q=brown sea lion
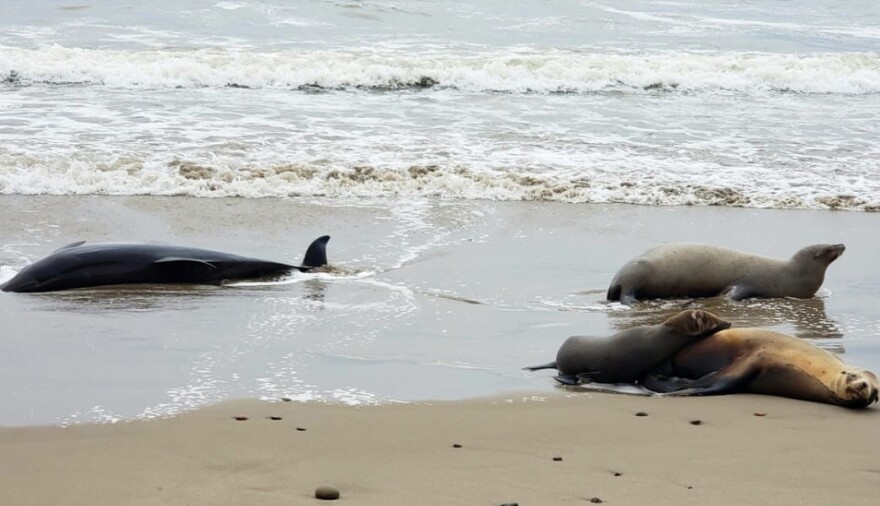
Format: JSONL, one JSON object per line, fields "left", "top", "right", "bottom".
{"left": 606, "top": 243, "right": 845, "bottom": 304}
{"left": 644, "top": 328, "right": 879, "bottom": 409}
{"left": 524, "top": 309, "right": 731, "bottom": 385}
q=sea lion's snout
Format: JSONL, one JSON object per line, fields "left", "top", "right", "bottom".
{"left": 829, "top": 244, "right": 846, "bottom": 261}
{"left": 842, "top": 371, "right": 879, "bottom": 408}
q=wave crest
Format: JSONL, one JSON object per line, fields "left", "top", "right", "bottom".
{"left": 2, "top": 46, "right": 879, "bottom": 94}
{"left": 1, "top": 157, "right": 878, "bottom": 211}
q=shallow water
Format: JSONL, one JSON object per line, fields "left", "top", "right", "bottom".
{"left": 1, "top": 195, "right": 878, "bottom": 426}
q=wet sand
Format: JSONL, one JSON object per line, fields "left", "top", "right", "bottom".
{"left": 1, "top": 393, "right": 878, "bottom": 506}
{"left": 1, "top": 195, "right": 879, "bottom": 425}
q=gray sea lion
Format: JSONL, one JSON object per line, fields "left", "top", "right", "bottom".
{"left": 607, "top": 243, "right": 845, "bottom": 304}
{"left": 1, "top": 235, "right": 330, "bottom": 293}
{"left": 644, "top": 328, "right": 879, "bottom": 409}
{"left": 524, "top": 309, "right": 731, "bottom": 385}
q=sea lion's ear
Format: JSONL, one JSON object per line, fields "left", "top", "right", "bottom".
{"left": 688, "top": 310, "right": 706, "bottom": 334}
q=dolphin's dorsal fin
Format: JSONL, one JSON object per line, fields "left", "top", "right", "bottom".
{"left": 154, "top": 258, "right": 217, "bottom": 269}
{"left": 300, "top": 235, "right": 330, "bottom": 269}
{"left": 54, "top": 241, "right": 86, "bottom": 252}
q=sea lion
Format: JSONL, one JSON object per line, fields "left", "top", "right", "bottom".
{"left": 1, "top": 235, "right": 330, "bottom": 293}
{"left": 644, "top": 328, "right": 879, "bottom": 409}
{"left": 524, "top": 309, "right": 731, "bottom": 385}
{"left": 607, "top": 243, "right": 845, "bottom": 304}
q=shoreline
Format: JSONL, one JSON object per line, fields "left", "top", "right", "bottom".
{"left": 2, "top": 195, "right": 880, "bottom": 426}
{"left": 3, "top": 392, "right": 878, "bottom": 506}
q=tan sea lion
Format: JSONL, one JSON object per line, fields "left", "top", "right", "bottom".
{"left": 524, "top": 309, "right": 731, "bottom": 385}
{"left": 644, "top": 328, "right": 879, "bottom": 409}
{"left": 606, "top": 243, "right": 845, "bottom": 304}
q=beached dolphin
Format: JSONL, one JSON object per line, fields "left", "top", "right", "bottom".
{"left": 0, "top": 235, "right": 330, "bottom": 293}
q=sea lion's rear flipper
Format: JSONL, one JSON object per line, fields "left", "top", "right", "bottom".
{"left": 523, "top": 361, "right": 557, "bottom": 371}
{"left": 295, "top": 235, "right": 330, "bottom": 271}
{"left": 553, "top": 374, "right": 580, "bottom": 385}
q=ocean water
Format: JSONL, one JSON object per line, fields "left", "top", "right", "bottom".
{"left": 1, "top": 1, "right": 879, "bottom": 425}
{"left": 2, "top": 0, "right": 879, "bottom": 208}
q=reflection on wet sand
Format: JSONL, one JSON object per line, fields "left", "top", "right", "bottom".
{"left": 26, "top": 281, "right": 332, "bottom": 313}
{"left": 303, "top": 279, "right": 326, "bottom": 305}
{"left": 33, "top": 285, "right": 219, "bottom": 312}
{"left": 606, "top": 296, "right": 843, "bottom": 341}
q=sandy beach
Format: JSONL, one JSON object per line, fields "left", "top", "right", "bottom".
{"left": 1, "top": 392, "right": 878, "bottom": 506}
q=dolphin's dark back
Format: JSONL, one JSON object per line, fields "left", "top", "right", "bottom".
{"left": 1, "top": 235, "right": 330, "bottom": 293}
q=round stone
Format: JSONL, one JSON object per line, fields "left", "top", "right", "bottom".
{"left": 315, "top": 486, "right": 340, "bottom": 500}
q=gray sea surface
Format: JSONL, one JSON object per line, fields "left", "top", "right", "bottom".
{"left": 2, "top": 1, "right": 879, "bottom": 208}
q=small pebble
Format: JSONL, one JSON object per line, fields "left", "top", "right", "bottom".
{"left": 452, "top": 443, "right": 462, "bottom": 448}
{"left": 500, "top": 503, "right": 519, "bottom": 506}
{"left": 281, "top": 397, "right": 292, "bottom": 402}
{"left": 612, "top": 472, "right": 622, "bottom": 477}
{"left": 589, "top": 497, "right": 604, "bottom": 503}
{"left": 690, "top": 419, "right": 702, "bottom": 425}
{"left": 754, "top": 412, "right": 767, "bottom": 417}
{"left": 315, "top": 486, "right": 340, "bottom": 500}
{"left": 635, "top": 411, "right": 648, "bottom": 417}
{"left": 296, "top": 427, "right": 307, "bottom": 431}
{"left": 268, "top": 416, "right": 282, "bottom": 421}
{"left": 233, "top": 416, "right": 248, "bottom": 421}
{"left": 553, "top": 456, "right": 563, "bottom": 462}
{"left": 687, "top": 486, "right": 693, "bottom": 490}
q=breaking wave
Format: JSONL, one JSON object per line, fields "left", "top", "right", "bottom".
{"left": 2, "top": 45, "right": 880, "bottom": 94}
{"left": 1, "top": 158, "right": 877, "bottom": 211}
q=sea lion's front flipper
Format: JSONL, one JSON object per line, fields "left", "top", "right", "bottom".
{"left": 660, "top": 360, "right": 757, "bottom": 397}
{"left": 641, "top": 373, "right": 702, "bottom": 393}
{"left": 619, "top": 292, "right": 637, "bottom": 306}
{"left": 723, "top": 284, "right": 753, "bottom": 302}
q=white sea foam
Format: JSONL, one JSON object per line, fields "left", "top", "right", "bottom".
{"left": 2, "top": 46, "right": 879, "bottom": 94}
{"left": 1, "top": 154, "right": 877, "bottom": 211}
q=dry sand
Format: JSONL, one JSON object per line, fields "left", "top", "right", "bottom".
{"left": 1, "top": 392, "right": 878, "bottom": 506}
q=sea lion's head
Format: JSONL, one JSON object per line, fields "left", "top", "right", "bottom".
{"left": 833, "top": 369, "right": 879, "bottom": 409}
{"left": 665, "top": 309, "right": 731, "bottom": 338}
{"left": 793, "top": 244, "right": 846, "bottom": 267}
